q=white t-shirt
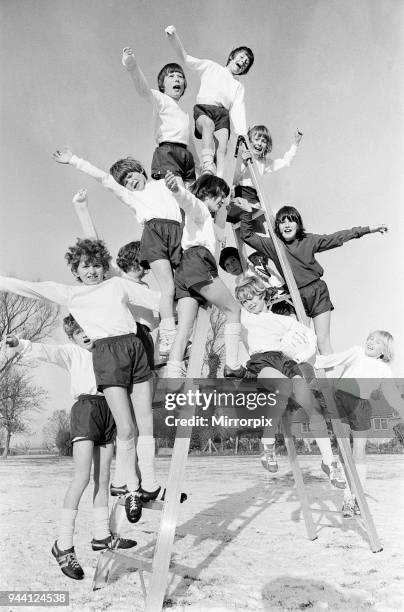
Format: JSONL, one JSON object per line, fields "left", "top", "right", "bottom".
{"left": 172, "top": 186, "right": 216, "bottom": 256}
{"left": 16, "top": 339, "right": 98, "bottom": 399}
{"left": 185, "top": 55, "right": 247, "bottom": 135}
{"left": 151, "top": 89, "right": 190, "bottom": 145}
{"left": 235, "top": 144, "right": 298, "bottom": 188}
{"left": 0, "top": 275, "right": 160, "bottom": 341}
{"left": 241, "top": 309, "right": 317, "bottom": 363}
{"left": 70, "top": 156, "right": 182, "bottom": 225}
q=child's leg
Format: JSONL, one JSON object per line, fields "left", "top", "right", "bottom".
{"left": 130, "top": 380, "right": 159, "bottom": 493}
{"left": 150, "top": 259, "right": 176, "bottom": 356}
{"left": 58, "top": 440, "right": 93, "bottom": 550}
{"left": 198, "top": 278, "right": 242, "bottom": 370}
{"left": 214, "top": 128, "right": 229, "bottom": 178}
{"left": 313, "top": 310, "right": 333, "bottom": 355}
{"left": 196, "top": 115, "right": 216, "bottom": 173}
{"left": 102, "top": 387, "right": 139, "bottom": 492}
{"left": 92, "top": 443, "right": 114, "bottom": 541}
{"left": 344, "top": 430, "right": 368, "bottom": 502}
{"left": 168, "top": 297, "right": 199, "bottom": 370}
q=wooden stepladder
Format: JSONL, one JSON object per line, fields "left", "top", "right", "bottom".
{"left": 229, "top": 135, "right": 382, "bottom": 553}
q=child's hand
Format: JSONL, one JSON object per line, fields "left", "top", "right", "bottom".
{"left": 233, "top": 197, "right": 252, "bottom": 213}
{"left": 5, "top": 335, "right": 19, "bottom": 348}
{"left": 370, "top": 224, "right": 388, "bottom": 234}
{"left": 53, "top": 146, "right": 73, "bottom": 164}
{"left": 165, "top": 170, "right": 180, "bottom": 193}
{"left": 73, "top": 188, "right": 88, "bottom": 205}
{"left": 122, "top": 47, "right": 136, "bottom": 70}
{"left": 242, "top": 149, "right": 253, "bottom": 163}
{"left": 165, "top": 25, "right": 176, "bottom": 37}
{"left": 295, "top": 130, "right": 303, "bottom": 145}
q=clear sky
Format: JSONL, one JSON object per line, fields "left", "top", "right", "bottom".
{"left": 0, "top": 0, "right": 403, "bottom": 442}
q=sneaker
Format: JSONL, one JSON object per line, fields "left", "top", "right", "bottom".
{"left": 321, "top": 461, "right": 346, "bottom": 489}
{"left": 91, "top": 534, "right": 137, "bottom": 551}
{"left": 223, "top": 364, "right": 246, "bottom": 379}
{"left": 51, "top": 541, "right": 84, "bottom": 580}
{"left": 110, "top": 483, "right": 128, "bottom": 497}
{"left": 125, "top": 490, "right": 142, "bottom": 523}
{"left": 260, "top": 444, "right": 278, "bottom": 473}
{"left": 353, "top": 498, "right": 361, "bottom": 515}
{"left": 139, "top": 485, "right": 162, "bottom": 503}
{"left": 342, "top": 497, "right": 356, "bottom": 519}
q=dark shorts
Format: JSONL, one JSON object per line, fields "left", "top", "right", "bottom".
{"left": 71, "top": 394, "right": 116, "bottom": 446}
{"left": 334, "top": 389, "right": 372, "bottom": 431}
{"left": 174, "top": 245, "right": 218, "bottom": 305}
{"left": 136, "top": 322, "right": 155, "bottom": 370}
{"left": 193, "top": 104, "right": 230, "bottom": 139}
{"left": 151, "top": 142, "right": 196, "bottom": 182}
{"left": 234, "top": 185, "right": 260, "bottom": 204}
{"left": 300, "top": 279, "right": 334, "bottom": 319}
{"left": 139, "top": 217, "right": 183, "bottom": 268}
{"left": 92, "top": 333, "right": 152, "bottom": 391}
{"left": 246, "top": 351, "right": 303, "bottom": 379}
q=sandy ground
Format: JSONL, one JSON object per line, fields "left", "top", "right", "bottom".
{"left": 0, "top": 454, "right": 403, "bottom": 612}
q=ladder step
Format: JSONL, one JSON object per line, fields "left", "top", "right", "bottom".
{"left": 92, "top": 549, "right": 153, "bottom": 591}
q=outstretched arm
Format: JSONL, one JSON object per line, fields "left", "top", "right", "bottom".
{"left": 315, "top": 346, "right": 361, "bottom": 370}
{"left": 165, "top": 25, "right": 188, "bottom": 62}
{"left": 314, "top": 225, "right": 387, "bottom": 252}
{"left": 267, "top": 130, "right": 302, "bottom": 173}
{"left": 165, "top": 171, "right": 207, "bottom": 224}
{"left": 72, "top": 189, "right": 98, "bottom": 240}
{"left": 0, "top": 275, "right": 70, "bottom": 306}
{"left": 53, "top": 146, "right": 136, "bottom": 211}
{"left": 6, "top": 336, "right": 72, "bottom": 369}
{"left": 122, "top": 47, "right": 154, "bottom": 103}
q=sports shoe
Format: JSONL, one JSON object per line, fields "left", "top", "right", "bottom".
{"left": 91, "top": 534, "right": 137, "bottom": 551}
{"left": 139, "top": 485, "right": 162, "bottom": 503}
{"left": 260, "top": 444, "right": 278, "bottom": 473}
{"left": 51, "top": 541, "right": 84, "bottom": 580}
{"left": 110, "top": 483, "right": 128, "bottom": 497}
{"left": 342, "top": 497, "right": 356, "bottom": 519}
{"left": 223, "top": 364, "right": 246, "bottom": 379}
{"left": 353, "top": 498, "right": 361, "bottom": 515}
{"left": 321, "top": 461, "right": 346, "bottom": 489}
{"left": 125, "top": 490, "right": 142, "bottom": 523}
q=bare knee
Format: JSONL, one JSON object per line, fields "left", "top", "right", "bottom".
{"left": 72, "top": 472, "right": 90, "bottom": 491}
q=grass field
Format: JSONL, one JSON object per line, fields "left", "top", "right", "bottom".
{"left": 0, "top": 454, "right": 403, "bottom": 611}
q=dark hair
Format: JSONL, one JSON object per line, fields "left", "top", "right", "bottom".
{"left": 157, "top": 63, "right": 187, "bottom": 96}
{"left": 190, "top": 175, "right": 230, "bottom": 203}
{"left": 275, "top": 206, "right": 306, "bottom": 241}
{"left": 109, "top": 157, "right": 148, "bottom": 186}
{"left": 65, "top": 238, "right": 112, "bottom": 281}
{"left": 219, "top": 247, "right": 240, "bottom": 271}
{"left": 116, "top": 241, "right": 149, "bottom": 273}
{"left": 63, "top": 314, "right": 82, "bottom": 340}
{"left": 248, "top": 125, "right": 272, "bottom": 155}
{"left": 226, "top": 46, "right": 254, "bottom": 74}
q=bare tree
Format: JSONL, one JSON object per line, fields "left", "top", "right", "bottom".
{"left": 202, "top": 307, "right": 226, "bottom": 378}
{"left": 0, "top": 291, "right": 59, "bottom": 376}
{"left": 43, "top": 410, "right": 72, "bottom": 456}
{"left": 0, "top": 367, "right": 47, "bottom": 458}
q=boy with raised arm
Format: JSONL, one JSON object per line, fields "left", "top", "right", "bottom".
{"left": 121, "top": 47, "right": 195, "bottom": 184}
{"left": 6, "top": 316, "right": 136, "bottom": 580}
{"left": 53, "top": 146, "right": 182, "bottom": 357}
{"left": 0, "top": 238, "right": 161, "bottom": 525}
{"left": 165, "top": 25, "right": 254, "bottom": 177}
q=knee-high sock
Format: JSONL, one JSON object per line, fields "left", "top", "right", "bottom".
{"left": 58, "top": 508, "right": 78, "bottom": 550}
{"left": 309, "top": 416, "right": 334, "bottom": 466}
{"left": 92, "top": 506, "right": 110, "bottom": 540}
{"left": 224, "top": 323, "right": 241, "bottom": 369}
{"left": 115, "top": 437, "right": 139, "bottom": 491}
{"left": 137, "top": 435, "right": 158, "bottom": 492}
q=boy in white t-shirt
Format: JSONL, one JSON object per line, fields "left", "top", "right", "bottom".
{"left": 121, "top": 47, "right": 195, "bottom": 184}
